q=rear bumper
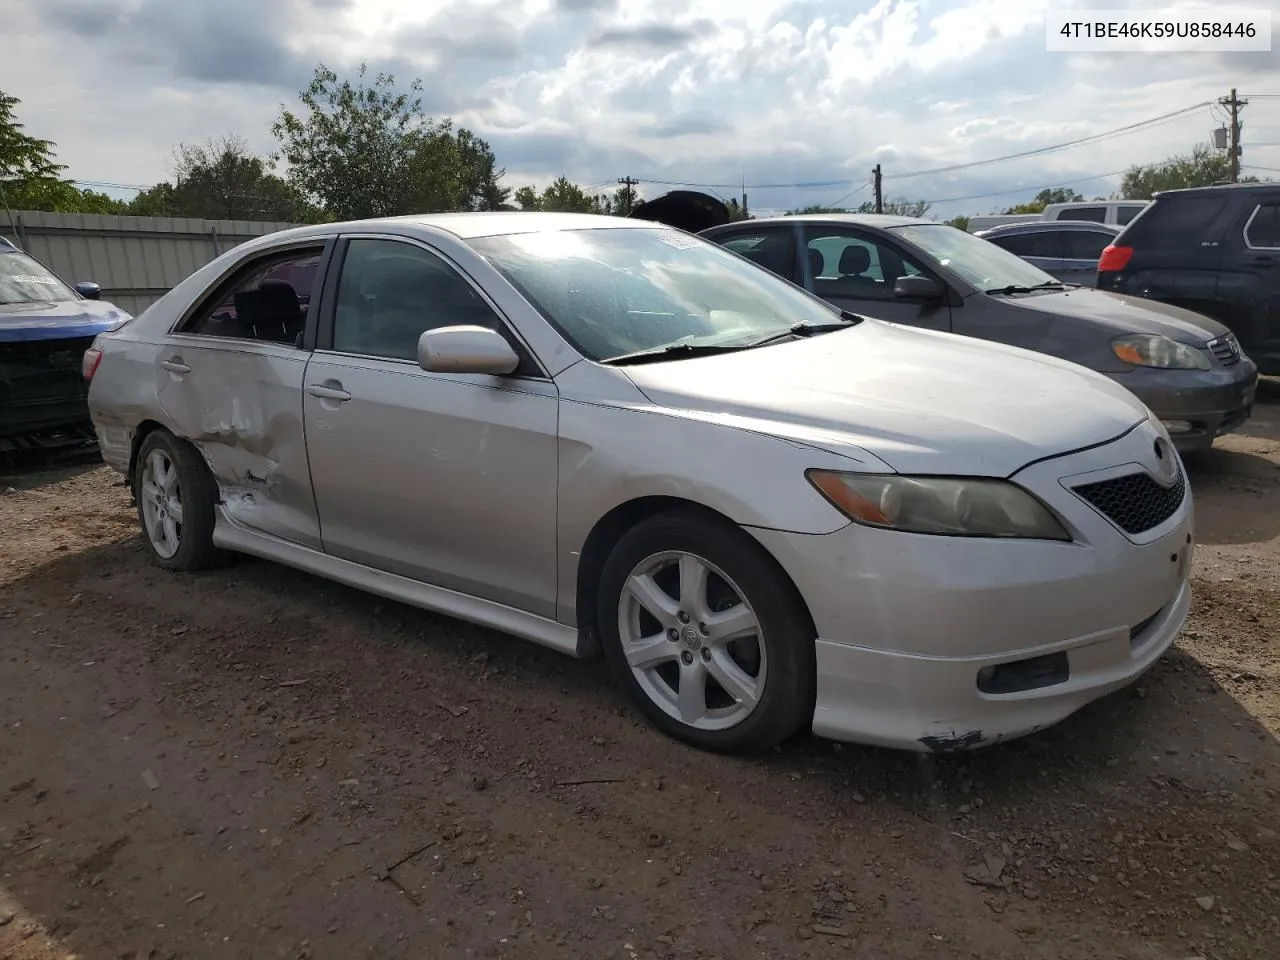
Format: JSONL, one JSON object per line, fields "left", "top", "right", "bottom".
{"left": 1114, "top": 361, "right": 1258, "bottom": 452}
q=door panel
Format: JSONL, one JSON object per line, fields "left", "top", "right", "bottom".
{"left": 800, "top": 226, "right": 952, "bottom": 330}
{"left": 155, "top": 339, "right": 321, "bottom": 549}
{"left": 302, "top": 355, "right": 559, "bottom": 616}
{"left": 302, "top": 235, "right": 559, "bottom": 617}
{"left": 153, "top": 243, "right": 332, "bottom": 549}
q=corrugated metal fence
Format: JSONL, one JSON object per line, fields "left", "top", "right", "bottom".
{"left": 3, "top": 211, "right": 302, "bottom": 316}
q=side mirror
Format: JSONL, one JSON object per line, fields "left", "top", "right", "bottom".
{"left": 74, "top": 281, "right": 101, "bottom": 300}
{"left": 418, "top": 325, "right": 520, "bottom": 376}
{"left": 894, "top": 275, "right": 943, "bottom": 300}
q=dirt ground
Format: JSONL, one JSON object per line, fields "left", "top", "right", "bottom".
{"left": 1, "top": 390, "right": 1278, "bottom": 960}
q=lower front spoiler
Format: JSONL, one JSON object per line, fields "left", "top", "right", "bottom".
{"left": 809, "top": 579, "right": 1191, "bottom": 752}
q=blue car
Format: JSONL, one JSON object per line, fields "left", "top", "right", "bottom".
{"left": 1, "top": 235, "right": 132, "bottom": 453}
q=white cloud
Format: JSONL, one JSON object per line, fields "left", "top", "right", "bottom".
{"left": 2, "top": 0, "right": 1278, "bottom": 217}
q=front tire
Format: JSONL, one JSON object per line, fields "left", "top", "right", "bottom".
{"left": 133, "top": 430, "right": 226, "bottom": 572}
{"left": 596, "top": 510, "right": 816, "bottom": 752}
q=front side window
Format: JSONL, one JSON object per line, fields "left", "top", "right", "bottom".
{"left": 182, "top": 247, "right": 323, "bottom": 344}
{"left": 890, "top": 224, "right": 1059, "bottom": 292}
{"left": 1245, "top": 203, "right": 1280, "bottom": 249}
{"left": 331, "top": 239, "right": 502, "bottom": 361}
{"left": 0, "top": 250, "right": 77, "bottom": 305}
{"left": 803, "top": 229, "right": 929, "bottom": 301}
{"left": 718, "top": 230, "right": 797, "bottom": 281}
{"left": 468, "top": 227, "right": 841, "bottom": 361}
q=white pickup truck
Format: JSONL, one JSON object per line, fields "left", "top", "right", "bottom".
{"left": 968, "top": 200, "right": 1149, "bottom": 233}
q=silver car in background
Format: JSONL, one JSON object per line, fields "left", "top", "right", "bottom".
{"left": 85, "top": 213, "right": 1193, "bottom": 754}
{"left": 974, "top": 220, "right": 1121, "bottom": 287}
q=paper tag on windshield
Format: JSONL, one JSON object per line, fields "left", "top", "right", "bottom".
{"left": 655, "top": 231, "right": 702, "bottom": 250}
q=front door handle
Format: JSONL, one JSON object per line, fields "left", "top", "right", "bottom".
{"left": 161, "top": 356, "right": 191, "bottom": 374}
{"left": 307, "top": 382, "right": 352, "bottom": 402}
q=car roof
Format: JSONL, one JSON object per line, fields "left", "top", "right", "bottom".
{"left": 1153, "top": 182, "right": 1278, "bottom": 200}
{"left": 977, "top": 220, "right": 1120, "bottom": 236}
{"left": 262, "top": 211, "right": 658, "bottom": 245}
{"left": 727, "top": 213, "right": 936, "bottom": 230}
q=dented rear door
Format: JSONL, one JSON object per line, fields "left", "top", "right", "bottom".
{"left": 154, "top": 337, "right": 322, "bottom": 550}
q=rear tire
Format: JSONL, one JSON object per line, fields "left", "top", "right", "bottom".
{"left": 596, "top": 509, "right": 816, "bottom": 752}
{"left": 133, "top": 429, "right": 226, "bottom": 572}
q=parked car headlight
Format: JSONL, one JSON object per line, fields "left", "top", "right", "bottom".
{"left": 1111, "top": 334, "right": 1210, "bottom": 370}
{"left": 807, "top": 471, "right": 1071, "bottom": 540}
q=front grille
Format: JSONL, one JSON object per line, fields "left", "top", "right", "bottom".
{"left": 1072, "top": 465, "right": 1186, "bottom": 535}
{"left": 0, "top": 337, "right": 94, "bottom": 406}
{"left": 1208, "top": 333, "right": 1241, "bottom": 366}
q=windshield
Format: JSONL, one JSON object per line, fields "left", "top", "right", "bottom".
{"left": 467, "top": 227, "right": 842, "bottom": 361}
{"left": 890, "top": 224, "right": 1060, "bottom": 291}
{"left": 0, "top": 251, "right": 78, "bottom": 305}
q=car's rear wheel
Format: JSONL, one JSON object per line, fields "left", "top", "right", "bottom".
{"left": 133, "top": 430, "right": 225, "bottom": 572}
{"left": 597, "top": 510, "right": 816, "bottom": 752}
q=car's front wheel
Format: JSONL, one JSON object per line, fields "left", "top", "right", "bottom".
{"left": 597, "top": 510, "right": 816, "bottom": 752}
{"left": 133, "top": 429, "right": 226, "bottom": 572}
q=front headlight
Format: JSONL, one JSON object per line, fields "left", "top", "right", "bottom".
{"left": 807, "top": 471, "right": 1071, "bottom": 540}
{"left": 1112, "top": 334, "right": 1210, "bottom": 370}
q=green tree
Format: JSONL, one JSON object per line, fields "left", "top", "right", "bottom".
{"left": 273, "top": 64, "right": 507, "bottom": 220}
{"left": 722, "top": 197, "right": 751, "bottom": 221}
{"left": 1003, "top": 187, "right": 1082, "bottom": 214}
{"left": 125, "top": 135, "right": 318, "bottom": 222}
{"left": 855, "top": 198, "right": 931, "bottom": 217}
{"left": 614, "top": 180, "right": 641, "bottom": 216}
{"left": 787, "top": 204, "right": 849, "bottom": 214}
{"left": 1120, "top": 143, "right": 1258, "bottom": 199}
{"left": 945, "top": 215, "right": 970, "bottom": 231}
{"left": 0, "top": 90, "right": 128, "bottom": 214}
{"left": 512, "top": 177, "right": 614, "bottom": 214}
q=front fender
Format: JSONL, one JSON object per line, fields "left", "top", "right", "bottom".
{"left": 554, "top": 396, "right": 884, "bottom": 625}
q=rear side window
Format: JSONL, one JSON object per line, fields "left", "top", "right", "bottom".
{"left": 988, "top": 232, "right": 1061, "bottom": 258}
{"left": 180, "top": 247, "right": 325, "bottom": 345}
{"left": 1245, "top": 203, "right": 1280, "bottom": 249}
{"left": 1062, "top": 206, "right": 1106, "bottom": 222}
{"left": 1123, "top": 197, "right": 1227, "bottom": 247}
{"left": 1062, "top": 231, "right": 1113, "bottom": 260}
{"left": 1115, "top": 205, "right": 1144, "bottom": 225}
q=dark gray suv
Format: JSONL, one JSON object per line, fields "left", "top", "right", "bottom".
{"left": 697, "top": 214, "right": 1257, "bottom": 453}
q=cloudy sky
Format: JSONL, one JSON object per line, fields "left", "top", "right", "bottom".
{"left": 4, "top": 0, "right": 1280, "bottom": 217}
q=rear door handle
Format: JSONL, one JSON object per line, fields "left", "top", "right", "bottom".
{"left": 161, "top": 356, "right": 191, "bottom": 374}
{"left": 307, "top": 382, "right": 352, "bottom": 402}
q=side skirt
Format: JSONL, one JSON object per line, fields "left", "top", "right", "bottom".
{"left": 212, "top": 507, "right": 585, "bottom": 657}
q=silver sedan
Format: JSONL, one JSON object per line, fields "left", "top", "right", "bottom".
{"left": 84, "top": 213, "right": 1193, "bottom": 753}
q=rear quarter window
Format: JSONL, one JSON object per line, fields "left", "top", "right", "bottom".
{"left": 1121, "top": 196, "right": 1228, "bottom": 248}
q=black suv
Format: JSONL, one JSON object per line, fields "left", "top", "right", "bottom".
{"left": 1097, "top": 183, "right": 1280, "bottom": 375}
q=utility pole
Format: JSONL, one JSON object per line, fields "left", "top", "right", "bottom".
{"left": 1219, "top": 88, "right": 1247, "bottom": 182}
{"left": 616, "top": 176, "right": 640, "bottom": 215}
{"left": 873, "top": 164, "right": 883, "bottom": 213}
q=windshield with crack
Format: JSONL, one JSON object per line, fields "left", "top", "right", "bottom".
{"left": 468, "top": 227, "right": 842, "bottom": 361}
{"left": 891, "top": 223, "right": 1060, "bottom": 292}
{"left": 0, "top": 251, "right": 77, "bottom": 306}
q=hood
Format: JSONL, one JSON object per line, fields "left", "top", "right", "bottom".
{"left": 620, "top": 320, "right": 1150, "bottom": 477}
{"left": 0, "top": 298, "right": 131, "bottom": 343}
{"left": 629, "top": 190, "right": 731, "bottom": 233}
{"left": 991, "top": 286, "right": 1230, "bottom": 342}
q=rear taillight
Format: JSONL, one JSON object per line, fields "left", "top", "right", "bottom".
{"left": 1098, "top": 244, "right": 1134, "bottom": 272}
{"left": 82, "top": 345, "right": 103, "bottom": 381}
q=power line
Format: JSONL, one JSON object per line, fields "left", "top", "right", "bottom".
{"left": 918, "top": 169, "right": 1131, "bottom": 206}
{"left": 885, "top": 102, "right": 1212, "bottom": 182}
{"left": 630, "top": 102, "right": 1212, "bottom": 193}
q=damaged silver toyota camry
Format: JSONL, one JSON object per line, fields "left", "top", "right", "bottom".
{"left": 86, "top": 213, "right": 1193, "bottom": 754}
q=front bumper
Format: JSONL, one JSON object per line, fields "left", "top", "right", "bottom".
{"left": 1113, "top": 360, "right": 1258, "bottom": 453}
{"left": 748, "top": 418, "right": 1194, "bottom": 751}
